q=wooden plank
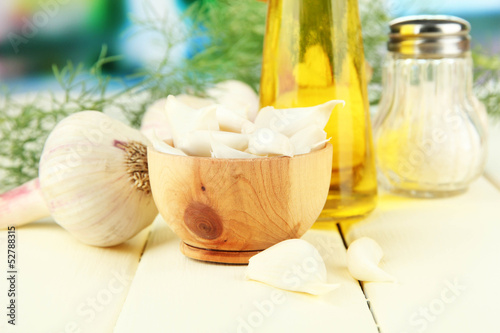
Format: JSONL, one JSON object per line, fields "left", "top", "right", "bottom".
{"left": 340, "top": 177, "right": 500, "bottom": 333}
{"left": 485, "top": 121, "right": 500, "bottom": 190}
{"left": 0, "top": 219, "right": 149, "bottom": 333}
{"left": 114, "top": 218, "right": 378, "bottom": 333}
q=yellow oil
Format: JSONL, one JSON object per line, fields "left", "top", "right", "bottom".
{"left": 259, "top": 0, "right": 377, "bottom": 221}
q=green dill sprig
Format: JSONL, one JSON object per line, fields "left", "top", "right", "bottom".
{"left": 473, "top": 48, "right": 500, "bottom": 120}
{"left": 0, "top": 46, "right": 139, "bottom": 190}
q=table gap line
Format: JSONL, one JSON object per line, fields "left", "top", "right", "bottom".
{"left": 111, "top": 226, "right": 153, "bottom": 332}
{"left": 484, "top": 172, "right": 500, "bottom": 192}
{"left": 137, "top": 227, "right": 153, "bottom": 262}
{"left": 337, "top": 222, "right": 382, "bottom": 333}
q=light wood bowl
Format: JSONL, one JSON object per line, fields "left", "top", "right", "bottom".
{"left": 148, "top": 143, "right": 333, "bottom": 264}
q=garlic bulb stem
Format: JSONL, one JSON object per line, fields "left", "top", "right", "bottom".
{"left": 0, "top": 179, "right": 50, "bottom": 228}
{"left": 114, "top": 140, "right": 151, "bottom": 194}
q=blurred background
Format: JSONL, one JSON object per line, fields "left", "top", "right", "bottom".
{"left": 0, "top": 0, "right": 499, "bottom": 92}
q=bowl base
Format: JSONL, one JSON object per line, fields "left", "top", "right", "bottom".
{"left": 180, "top": 242, "right": 262, "bottom": 265}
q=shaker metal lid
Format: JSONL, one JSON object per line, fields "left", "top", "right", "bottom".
{"left": 388, "top": 15, "right": 471, "bottom": 56}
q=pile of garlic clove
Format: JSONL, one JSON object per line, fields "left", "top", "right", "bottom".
{"left": 146, "top": 95, "right": 344, "bottom": 159}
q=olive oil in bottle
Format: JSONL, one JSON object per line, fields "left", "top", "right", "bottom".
{"left": 259, "top": 0, "right": 377, "bottom": 221}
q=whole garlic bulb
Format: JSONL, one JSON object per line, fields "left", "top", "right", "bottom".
{"left": 0, "top": 111, "right": 158, "bottom": 247}
{"left": 39, "top": 111, "right": 158, "bottom": 246}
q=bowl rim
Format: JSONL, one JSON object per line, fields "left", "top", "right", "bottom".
{"left": 147, "top": 142, "right": 332, "bottom": 162}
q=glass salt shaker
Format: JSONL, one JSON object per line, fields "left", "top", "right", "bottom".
{"left": 373, "top": 16, "right": 488, "bottom": 198}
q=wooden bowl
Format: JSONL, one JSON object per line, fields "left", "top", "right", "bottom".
{"left": 148, "top": 143, "right": 333, "bottom": 264}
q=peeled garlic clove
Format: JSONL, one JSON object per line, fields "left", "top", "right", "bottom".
{"left": 246, "top": 239, "right": 340, "bottom": 295}
{"left": 290, "top": 125, "right": 328, "bottom": 155}
{"left": 210, "top": 140, "right": 261, "bottom": 159}
{"left": 311, "top": 140, "right": 330, "bottom": 153}
{"left": 176, "top": 94, "right": 215, "bottom": 109}
{"left": 346, "top": 237, "right": 395, "bottom": 282}
{"left": 216, "top": 105, "right": 255, "bottom": 133}
{"left": 150, "top": 131, "right": 187, "bottom": 156}
{"left": 206, "top": 80, "right": 259, "bottom": 121}
{"left": 141, "top": 95, "right": 214, "bottom": 142}
{"left": 140, "top": 98, "right": 172, "bottom": 141}
{"left": 241, "top": 121, "right": 257, "bottom": 134}
{"left": 164, "top": 95, "right": 219, "bottom": 147}
{"left": 248, "top": 128, "right": 294, "bottom": 157}
{"left": 177, "top": 130, "right": 249, "bottom": 157}
{"left": 253, "top": 100, "right": 345, "bottom": 137}
{"left": 38, "top": 111, "right": 158, "bottom": 247}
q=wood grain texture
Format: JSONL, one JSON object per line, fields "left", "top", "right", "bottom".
{"left": 114, "top": 217, "right": 378, "bottom": 333}
{"left": 148, "top": 144, "right": 333, "bottom": 263}
{"left": 340, "top": 177, "right": 500, "bottom": 333}
{"left": 0, "top": 219, "right": 150, "bottom": 333}
{"left": 180, "top": 242, "right": 261, "bottom": 264}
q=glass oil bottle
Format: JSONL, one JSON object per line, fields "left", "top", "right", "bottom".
{"left": 259, "top": 0, "right": 377, "bottom": 221}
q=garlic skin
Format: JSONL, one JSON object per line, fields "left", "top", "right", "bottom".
{"left": 346, "top": 237, "right": 395, "bottom": 282}
{"left": 252, "top": 100, "right": 345, "bottom": 137}
{"left": 140, "top": 98, "right": 172, "bottom": 141}
{"left": 246, "top": 239, "right": 340, "bottom": 295}
{"left": 177, "top": 130, "right": 249, "bottom": 157}
{"left": 39, "top": 111, "right": 158, "bottom": 247}
{"left": 248, "top": 128, "right": 294, "bottom": 157}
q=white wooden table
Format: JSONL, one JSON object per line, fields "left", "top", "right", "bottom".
{"left": 1, "top": 123, "right": 499, "bottom": 333}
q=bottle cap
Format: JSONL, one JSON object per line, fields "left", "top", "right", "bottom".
{"left": 388, "top": 15, "right": 471, "bottom": 57}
